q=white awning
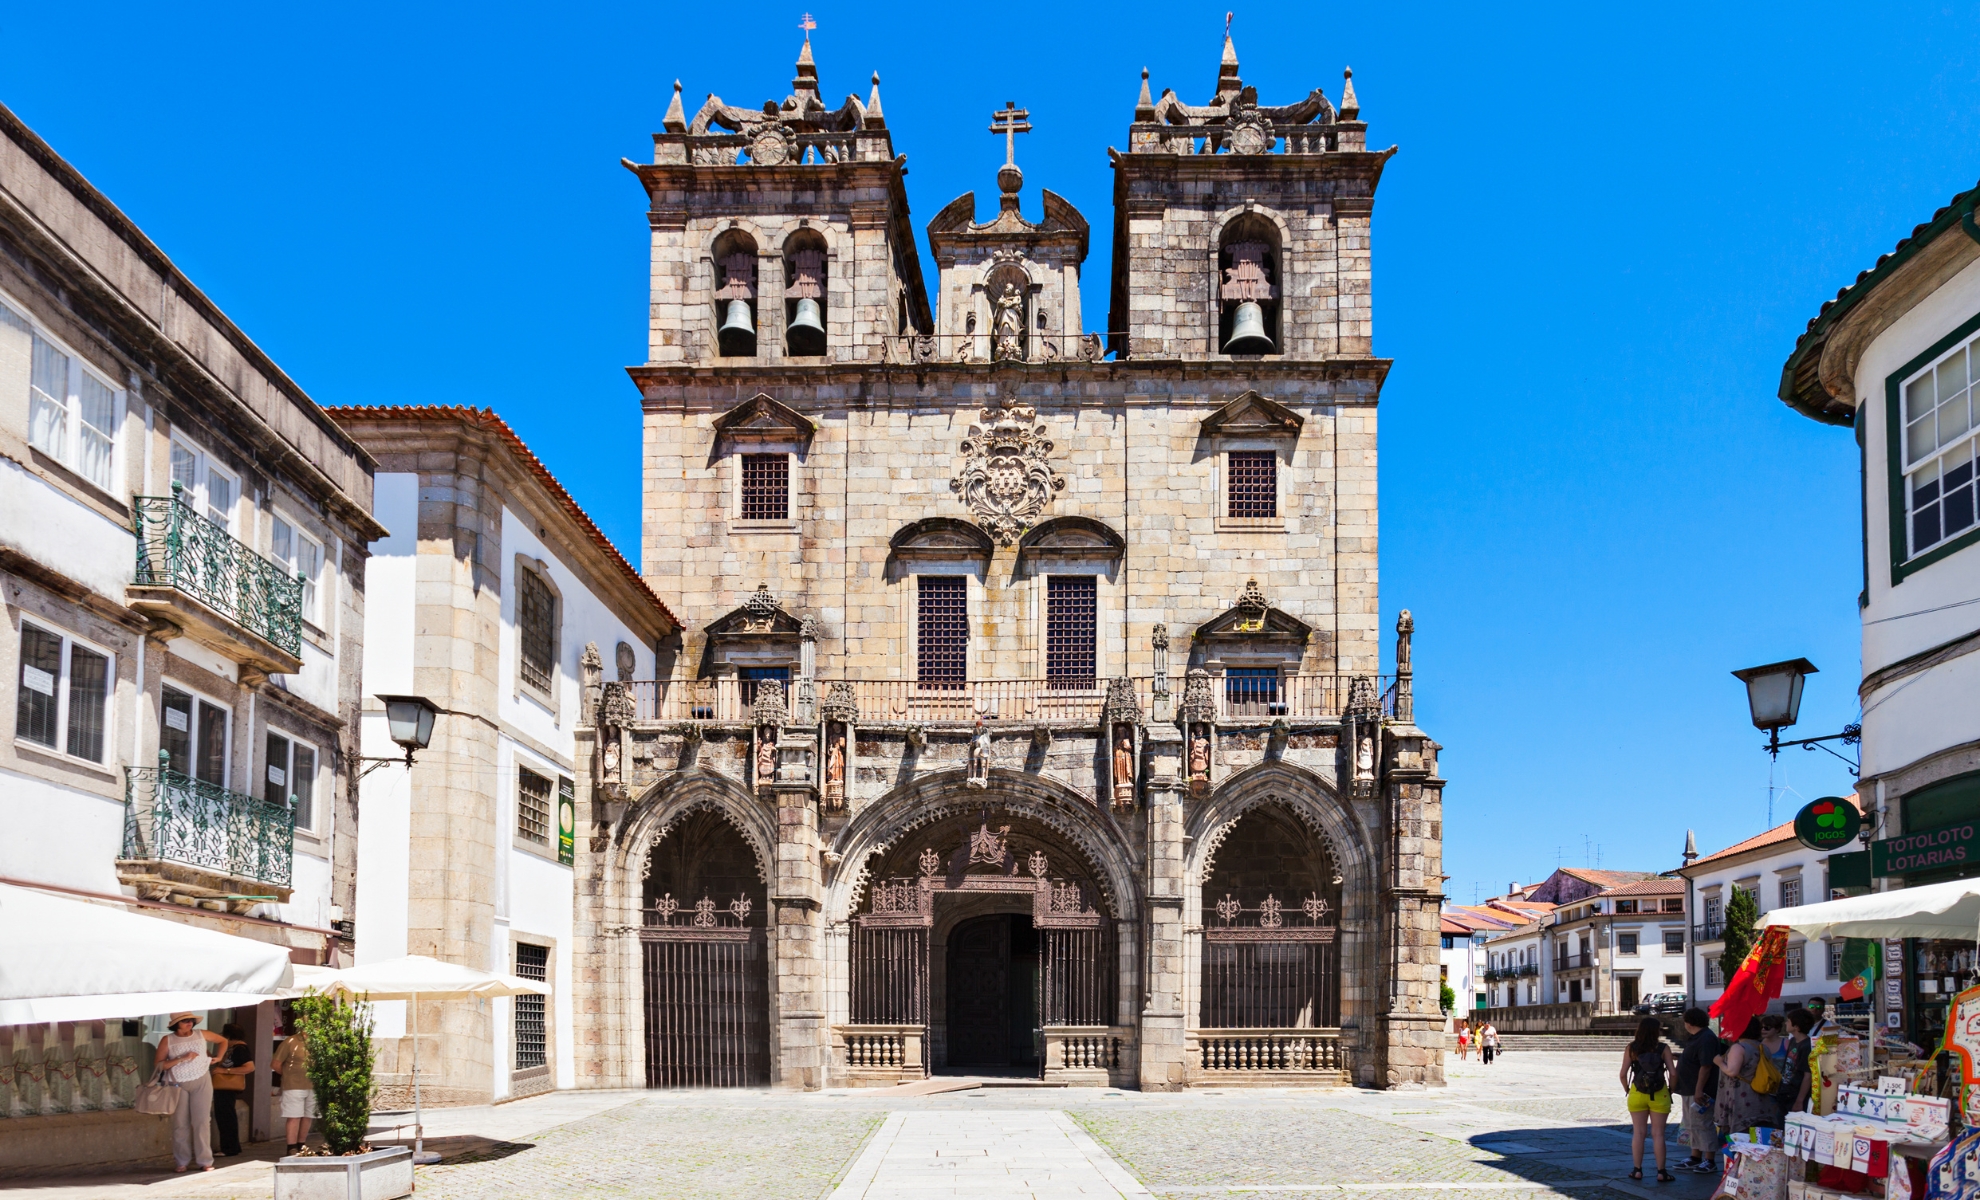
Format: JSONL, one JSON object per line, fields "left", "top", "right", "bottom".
{"left": 0, "top": 883, "right": 295, "bottom": 1025}
{"left": 297, "top": 955, "right": 546, "bottom": 1001}
{"left": 1760, "top": 877, "right": 1980, "bottom": 941}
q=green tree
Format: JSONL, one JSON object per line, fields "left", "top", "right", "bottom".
{"left": 1719, "top": 886, "right": 1760, "bottom": 983}
{"left": 1439, "top": 982, "right": 1456, "bottom": 1014}
{"left": 293, "top": 991, "right": 375, "bottom": 1156}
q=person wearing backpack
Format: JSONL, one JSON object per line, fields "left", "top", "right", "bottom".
{"left": 1620, "top": 1016, "right": 1678, "bottom": 1182}
{"left": 1712, "top": 1015, "right": 1786, "bottom": 1139}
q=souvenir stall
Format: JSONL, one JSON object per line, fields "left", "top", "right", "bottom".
{"left": 1708, "top": 880, "right": 1980, "bottom": 1200}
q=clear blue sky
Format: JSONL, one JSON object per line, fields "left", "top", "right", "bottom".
{"left": 7, "top": 1, "right": 1965, "bottom": 901}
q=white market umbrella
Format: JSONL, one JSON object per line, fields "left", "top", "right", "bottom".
{"left": 1760, "top": 876, "right": 1980, "bottom": 940}
{"left": 0, "top": 883, "right": 294, "bottom": 1024}
{"left": 304, "top": 955, "right": 545, "bottom": 1163}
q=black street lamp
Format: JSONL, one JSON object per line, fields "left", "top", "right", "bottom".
{"left": 1729, "top": 658, "right": 1860, "bottom": 772}
{"left": 359, "top": 694, "right": 439, "bottom": 777}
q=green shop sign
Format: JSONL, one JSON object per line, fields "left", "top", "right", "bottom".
{"left": 1793, "top": 797, "right": 1863, "bottom": 853}
{"left": 1871, "top": 820, "right": 1980, "bottom": 877}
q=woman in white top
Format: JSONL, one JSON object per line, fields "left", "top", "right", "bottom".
{"left": 154, "top": 1013, "right": 226, "bottom": 1172}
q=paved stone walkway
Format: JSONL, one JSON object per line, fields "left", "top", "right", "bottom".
{"left": 828, "top": 1110, "right": 1150, "bottom": 1199}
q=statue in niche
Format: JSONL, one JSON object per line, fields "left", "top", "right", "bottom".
{"left": 966, "top": 721, "right": 991, "bottom": 788}
{"left": 1188, "top": 727, "right": 1210, "bottom": 785}
{"left": 992, "top": 281, "right": 1025, "bottom": 361}
{"left": 824, "top": 729, "right": 846, "bottom": 810}
{"left": 756, "top": 730, "right": 777, "bottom": 787}
{"left": 1112, "top": 726, "right": 1136, "bottom": 809}
{"left": 1356, "top": 729, "right": 1376, "bottom": 782}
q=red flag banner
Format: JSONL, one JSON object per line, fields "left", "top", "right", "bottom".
{"left": 1711, "top": 924, "right": 1790, "bottom": 1036}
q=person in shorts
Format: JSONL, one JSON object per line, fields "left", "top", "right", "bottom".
{"left": 1673, "top": 1007, "right": 1721, "bottom": 1172}
{"left": 1620, "top": 1016, "right": 1678, "bottom": 1183}
{"left": 272, "top": 1016, "right": 317, "bottom": 1155}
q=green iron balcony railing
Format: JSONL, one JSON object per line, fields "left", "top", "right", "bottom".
{"left": 132, "top": 490, "right": 303, "bottom": 656}
{"left": 123, "top": 759, "right": 295, "bottom": 889}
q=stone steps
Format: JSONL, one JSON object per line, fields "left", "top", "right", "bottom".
{"left": 1489, "top": 1034, "right": 1643, "bottom": 1052}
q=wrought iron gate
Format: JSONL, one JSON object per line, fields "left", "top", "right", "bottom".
{"left": 1041, "top": 925, "right": 1114, "bottom": 1026}
{"left": 641, "top": 895, "right": 769, "bottom": 1087}
{"left": 850, "top": 922, "right": 928, "bottom": 1024}
{"left": 1201, "top": 892, "right": 1339, "bottom": 1028}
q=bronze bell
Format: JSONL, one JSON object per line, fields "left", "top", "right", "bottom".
{"left": 1223, "top": 301, "right": 1274, "bottom": 354}
{"left": 717, "top": 299, "right": 757, "bottom": 356}
{"left": 786, "top": 297, "right": 826, "bottom": 356}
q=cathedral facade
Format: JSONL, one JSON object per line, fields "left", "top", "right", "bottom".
{"left": 570, "top": 31, "right": 1447, "bottom": 1091}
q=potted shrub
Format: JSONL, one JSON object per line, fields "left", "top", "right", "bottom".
{"left": 273, "top": 991, "right": 412, "bottom": 1200}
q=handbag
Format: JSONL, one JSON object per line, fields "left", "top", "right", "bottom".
{"left": 213, "top": 1069, "right": 246, "bottom": 1093}
{"left": 1750, "top": 1048, "right": 1782, "bottom": 1097}
{"left": 133, "top": 1068, "right": 181, "bottom": 1116}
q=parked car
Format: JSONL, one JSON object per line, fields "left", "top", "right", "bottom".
{"left": 1633, "top": 989, "right": 1687, "bottom": 1015}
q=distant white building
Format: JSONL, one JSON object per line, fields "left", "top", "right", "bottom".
{"left": 337, "top": 406, "right": 679, "bottom": 1106}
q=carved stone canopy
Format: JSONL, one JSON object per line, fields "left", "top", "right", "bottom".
{"left": 1103, "top": 677, "right": 1143, "bottom": 727}
{"left": 819, "top": 681, "right": 858, "bottom": 724}
{"left": 1016, "top": 516, "right": 1125, "bottom": 566}
{"left": 714, "top": 392, "right": 816, "bottom": 447}
{"left": 1199, "top": 390, "right": 1303, "bottom": 440}
{"left": 888, "top": 517, "right": 995, "bottom": 563}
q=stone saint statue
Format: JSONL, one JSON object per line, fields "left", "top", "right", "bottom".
{"left": 1113, "top": 727, "right": 1135, "bottom": 802}
{"left": 1356, "top": 732, "right": 1375, "bottom": 779}
{"left": 756, "top": 732, "right": 777, "bottom": 785}
{"left": 992, "top": 282, "right": 1024, "bottom": 361}
{"left": 825, "top": 734, "right": 845, "bottom": 805}
{"left": 967, "top": 722, "right": 991, "bottom": 788}
{"left": 1189, "top": 728, "right": 1210, "bottom": 780}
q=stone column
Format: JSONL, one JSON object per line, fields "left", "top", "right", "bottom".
{"left": 1138, "top": 721, "right": 1187, "bottom": 1091}
{"left": 772, "top": 787, "right": 824, "bottom": 1089}
{"left": 1377, "top": 726, "right": 1447, "bottom": 1088}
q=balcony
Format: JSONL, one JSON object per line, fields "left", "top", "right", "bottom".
{"left": 129, "top": 493, "right": 304, "bottom": 677}
{"left": 1554, "top": 953, "right": 1593, "bottom": 971}
{"left": 1693, "top": 922, "right": 1725, "bottom": 943}
{"left": 622, "top": 674, "right": 1392, "bottom": 728}
{"left": 119, "top": 762, "right": 295, "bottom": 912}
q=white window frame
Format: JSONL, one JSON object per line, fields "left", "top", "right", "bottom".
{"left": 169, "top": 434, "right": 240, "bottom": 534}
{"left": 14, "top": 618, "right": 116, "bottom": 767}
{"left": 160, "top": 681, "right": 232, "bottom": 787}
{"left": 1785, "top": 944, "right": 1806, "bottom": 983}
{"left": 263, "top": 727, "right": 320, "bottom": 833}
{"left": 1899, "top": 330, "right": 1980, "bottom": 560}
{"left": 4, "top": 294, "right": 125, "bottom": 496}
{"left": 270, "top": 512, "right": 329, "bottom": 630}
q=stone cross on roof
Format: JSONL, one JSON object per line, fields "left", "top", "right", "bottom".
{"left": 989, "top": 101, "right": 1031, "bottom": 167}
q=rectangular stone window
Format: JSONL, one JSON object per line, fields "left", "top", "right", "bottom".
{"left": 740, "top": 453, "right": 789, "bottom": 521}
{"left": 517, "top": 767, "right": 551, "bottom": 846}
{"left": 1785, "top": 945, "right": 1805, "bottom": 982}
{"left": 1618, "top": 932, "right": 1639, "bottom": 956}
{"left": 1706, "top": 959, "right": 1722, "bottom": 988}
{"left": 916, "top": 576, "right": 967, "bottom": 687}
{"left": 518, "top": 566, "right": 556, "bottom": 694}
{"left": 514, "top": 942, "right": 548, "bottom": 1070}
{"left": 738, "top": 665, "right": 790, "bottom": 708}
{"left": 162, "top": 685, "right": 229, "bottom": 786}
{"left": 16, "top": 621, "right": 110, "bottom": 763}
{"left": 1226, "top": 451, "right": 1277, "bottom": 518}
{"left": 1901, "top": 332, "right": 1980, "bottom": 558}
{"left": 1223, "top": 667, "right": 1280, "bottom": 714}
{"left": 1779, "top": 877, "right": 1802, "bottom": 909}
{"left": 1663, "top": 930, "right": 1684, "bottom": 954}
{"left": 1045, "top": 575, "right": 1096, "bottom": 687}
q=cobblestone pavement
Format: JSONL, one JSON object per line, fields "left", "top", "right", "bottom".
{"left": 0, "top": 1052, "right": 1722, "bottom": 1200}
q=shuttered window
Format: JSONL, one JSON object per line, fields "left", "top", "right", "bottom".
{"left": 916, "top": 576, "right": 967, "bottom": 687}
{"left": 1045, "top": 576, "right": 1096, "bottom": 687}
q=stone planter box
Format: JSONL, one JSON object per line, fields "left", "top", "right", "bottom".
{"left": 273, "top": 1146, "right": 413, "bottom": 1200}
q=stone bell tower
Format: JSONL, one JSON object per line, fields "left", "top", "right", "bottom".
{"left": 1105, "top": 27, "right": 1393, "bottom": 361}
{"left": 627, "top": 29, "right": 932, "bottom": 365}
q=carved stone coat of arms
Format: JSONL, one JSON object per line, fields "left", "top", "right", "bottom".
{"left": 950, "top": 399, "right": 1065, "bottom": 544}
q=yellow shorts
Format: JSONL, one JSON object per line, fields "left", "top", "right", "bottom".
{"left": 1627, "top": 1087, "right": 1672, "bottom": 1114}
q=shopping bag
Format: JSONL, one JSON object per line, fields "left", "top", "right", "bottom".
{"left": 132, "top": 1069, "right": 180, "bottom": 1116}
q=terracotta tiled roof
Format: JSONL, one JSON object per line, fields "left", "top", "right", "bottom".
{"left": 325, "top": 405, "right": 680, "bottom": 631}
{"left": 1441, "top": 917, "right": 1473, "bottom": 936}
{"left": 1600, "top": 878, "right": 1684, "bottom": 897}
{"left": 1558, "top": 868, "right": 1662, "bottom": 888}
{"left": 1491, "top": 900, "right": 1556, "bottom": 912}
{"left": 1779, "top": 182, "right": 1980, "bottom": 426}
{"left": 1684, "top": 796, "right": 1862, "bottom": 871}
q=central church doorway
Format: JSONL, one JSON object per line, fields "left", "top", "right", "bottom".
{"left": 943, "top": 914, "right": 1040, "bottom": 1073}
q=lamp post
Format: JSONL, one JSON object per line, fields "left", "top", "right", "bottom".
{"left": 1730, "top": 659, "right": 1861, "bottom": 822}
{"left": 358, "top": 694, "right": 438, "bottom": 778}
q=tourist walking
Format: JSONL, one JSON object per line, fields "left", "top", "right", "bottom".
{"left": 1673, "top": 1008, "right": 1721, "bottom": 1173}
{"left": 1713, "top": 1015, "right": 1786, "bottom": 1137}
{"left": 1457, "top": 1023, "right": 1471, "bottom": 1060}
{"left": 1480, "top": 1022, "right": 1499, "bottom": 1065}
{"left": 1621, "top": 1017, "right": 1678, "bottom": 1183}
{"left": 209, "top": 1024, "right": 255, "bottom": 1158}
{"left": 155, "top": 1013, "right": 225, "bottom": 1172}
{"left": 273, "top": 1016, "right": 317, "bottom": 1155}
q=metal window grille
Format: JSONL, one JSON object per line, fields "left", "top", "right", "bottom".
{"left": 1227, "top": 451, "right": 1277, "bottom": 518}
{"left": 514, "top": 943, "right": 548, "bottom": 1070}
{"left": 740, "top": 454, "right": 789, "bottom": 521}
{"left": 517, "top": 769, "right": 551, "bottom": 845}
{"left": 916, "top": 576, "right": 967, "bottom": 687}
{"left": 1045, "top": 576, "right": 1096, "bottom": 687}
{"left": 1224, "top": 667, "right": 1280, "bottom": 714}
{"left": 738, "top": 666, "right": 790, "bottom": 708}
{"left": 518, "top": 568, "right": 555, "bottom": 693}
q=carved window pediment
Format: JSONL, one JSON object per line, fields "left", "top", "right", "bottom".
{"left": 705, "top": 586, "right": 808, "bottom": 643}
{"left": 889, "top": 517, "right": 994, "bottom": 562}
{"left": 1195, "top": 580, "right": 1311, "bottom": 647}
{"left": 1199, "top": 390, "right": 1303, "bottom": 440}
{"left": 714, "top": 393, "right": 817, "bottom": 446}
{"left": 1016, "top": 516, "right": 1125, "bottom": 564}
